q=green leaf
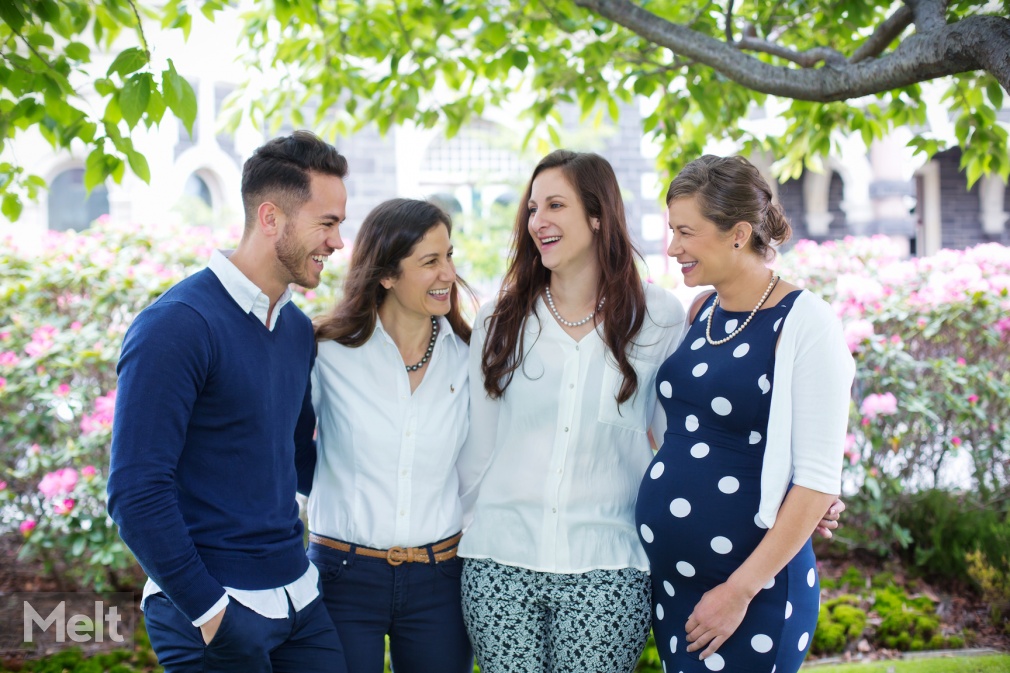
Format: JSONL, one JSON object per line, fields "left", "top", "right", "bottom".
{"left": 146, "top": 89, "right": 166, "bottom": 125}
{"left": 120, "top": 73, "right": 151, "bottom": 128}
{"left": 126, "top": 149, "right": 150, "bottom": 183}
{"left": 107, "top": 47, "right": 149, "bottom": 78}
{"left": 0, "top": 1, "right": 26, "bottom": 33}
{"left": 65, "top": 42, "right": 91, "bottom": 62}
{"left": 985, "top": 80, "right": 1004, "bottom": 110}
{"left": 84, "top": 148, "right": 108, "bottom": 191}
{"left": 1, "top": 193, "right": 22, "bottom": 221}
{"left": 162, "top": 59, "right": 197, "bottom": 135}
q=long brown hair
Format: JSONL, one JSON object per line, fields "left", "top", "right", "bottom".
{"left": 482, "top": 150, "right": 646, "bottom": 404}
{"left": 314, "top": 198, "right": 474, "bottom": 345}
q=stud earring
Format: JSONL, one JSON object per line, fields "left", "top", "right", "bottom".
{"left": 734, "top": 243, "right": 740, "bottom": 248}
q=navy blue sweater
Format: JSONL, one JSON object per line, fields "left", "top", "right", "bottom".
{"left": 107, "top": 269, "right": 316, "bottom": 622}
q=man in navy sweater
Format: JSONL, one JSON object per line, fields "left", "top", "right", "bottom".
{"left": 108, "top": 131, "right": 349, "bottom": 672}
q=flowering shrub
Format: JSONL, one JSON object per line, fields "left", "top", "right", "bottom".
{"left": 0, "top": 218, "right": 344, "bottom": 590}
{"left": 776, "top": 236, "right": 1010, "bottom": 556}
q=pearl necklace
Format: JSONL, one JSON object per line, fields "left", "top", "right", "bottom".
{"left": 545, "top": 286, "right": 605, "bottom": 328}
{"left": 405, "top": 316, "right": 439, "bottom": 371}
{"left": 705, "top": 274, "right": 780, "bottom": 346}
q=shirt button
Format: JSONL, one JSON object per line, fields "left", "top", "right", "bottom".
{"left": 557, "top": 468, "right": 563, "bottom": 475}
{"left": 401, "top": 470, "right": 408, "bottom": 476}
{"left": 564, "top": 427, "right": 569, "bottom": 432}
{"left": 399, "top": 510, "right": 406, "bottom": 516}
{"left": 569, "top": 383, "right": 574, "bottom": 389}
{"left": 575, "top": 345, "right": 580, "bottom": 351}
{"left": 552, "top": 507, "right": 557, "bottom": 513}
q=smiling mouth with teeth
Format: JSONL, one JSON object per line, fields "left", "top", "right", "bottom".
{"left": 541, "top": 236, "right": 561, "bottom": 245}
{"left": 311, "top": 255, "right": 327, "bottom": 264}
{"left": 428, "top": 288, "right": 450, "bottom": 295}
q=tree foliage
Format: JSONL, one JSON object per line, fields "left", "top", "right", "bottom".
{"left": 2, "top": 1, "right": 1009, "bottom": 223}
{"left": 233, "top": 0, "right": 1009, "bottom": 186}
{"left": 0, "top": 0, "right": 215, "bottom": 220}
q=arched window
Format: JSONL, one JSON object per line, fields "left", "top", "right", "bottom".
{"left": 184, "top": 173, "right": 213, "bottom": 206}
{"left": 47, "top": 169, "right": 109, "bottom": 232}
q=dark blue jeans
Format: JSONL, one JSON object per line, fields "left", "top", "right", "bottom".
{"left": 308, "top": 537, "right": 473, "bottom": 673}
{"left": 143, "top": 590, "right": 346, "bottom": 673}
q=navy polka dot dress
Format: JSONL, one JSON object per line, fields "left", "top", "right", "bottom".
{"left": 636, "top": 290, "right": 819, "bottom": 673}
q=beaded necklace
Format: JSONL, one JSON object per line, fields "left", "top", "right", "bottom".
{"left": 405, "top": 316, "right": 439, "bottom": 371}
{"left": 705, "top": 274, "right": 780, "bottom": 346}
{"left": 545, "top": 286, "right": 605, "bottom": 328}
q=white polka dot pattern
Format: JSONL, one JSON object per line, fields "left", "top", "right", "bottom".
{"left": 807, "top": 568, "right": 816, "bottom": 587}
{"left": 691, "top": 337, "right": 706, "bottom": 350}
{"left": 773, "top": 317, "right": 783, "bottom": 332}
{"left": 758, "top": 374, "right": 770, "bottom": 394}
{"left": 711, "top": 536, "right": 732, "bottom": 554}
{"left": 798, "top": 632, "right": 809, "bottom": 651}
{"left": 669, "top": 635, "right": 678, "bottom": 654}
{"left": 692, "top": 363, "right": 709, "bottom": 377}
{"left": 754, "top": 513, "right": 768, "bottom": 529}
{"left": 676, "top": 561, "right": 696, "bottom": 577}
{"left": 660, "top": 380, "right": 673, "bottom": 398}
{"left": 718, "top": 476, "right": 740, "bottom": 494}
{"left": 733, "top": 343, "right": 750, "bottom": 358}
{"left": 711, "top": 397, "right": 732, "bottom": 415}
{"left": 751, "top": 634, "right": 773, "bottom": 653}
{"left": 690, "top": 442, "right": 710, "bottom": 458}
{"left": 700, "top": 306, "right": 713, "bottom": 321}
{"left": 640, "top": 524, "right": 654, "bottom": 543}
{"left": 704, "top": 653, "right": 725, "bottom": 671}
{"left": 656, "top": 603, "right": 664, "bottom": 620}
{"left": 663, "top": 580, "right": 675, "bottom": 596}
{"left": 724, "top": 318, "right": 739, "bottom": 333}
{"left": 669, "top": 498, "right": 691, "bottom": 517}
{"left": 763, "top": 577, "right": 775, "bottom": 590}
{"left": 650, "top": 462, "right": 665, "bottom": 479}
{"left": 749, "top": 431, "right": 761, "bottom": 444}
{"left": 785, "top": 601, "right": 793, "bottom": 619}
{"left": 685, "top": 415, "right": 699, "bottom": 431}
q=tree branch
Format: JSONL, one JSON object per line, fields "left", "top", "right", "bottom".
{"left": 904, "top": 0, "right": 947, "bottom": 35}
{"left": 735, "top": 36, "right": 846, "bottom": 67}
{"left": 125, "top": 0, "right": 149, "bottom": 53}
{"left": 851, "top": 5, "right": 914, "bottom": 63}
{"left": 725, "top": 0, "right": 734, "bottom": 43}
{"left": 574, "top": 0, "right": 1010, "bottom": 100}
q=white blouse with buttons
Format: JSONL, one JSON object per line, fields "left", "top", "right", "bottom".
{"left": 457, "top": 283, "right": 686, "bottom": 573}
{"left": 308, "top": 315, "right": 469, "bottom": 549}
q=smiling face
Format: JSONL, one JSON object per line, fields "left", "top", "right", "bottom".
{"left": 274, "top": 172, "right": 347, "bottom": 289}
{"left": 527, "top": 167, "right": 598, "bottom": 277}
{"left": 666, "top": 195, "right": 738, "bottom": 288}
{"left": 380, "top": 223, "right": 456, "bottom": 319}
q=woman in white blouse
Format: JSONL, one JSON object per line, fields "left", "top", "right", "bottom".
{"left": 456, "top": 150, "right": 687, "bottom": 673}
{"left": 301, "top": 198, "right": 475, "bottom": 673}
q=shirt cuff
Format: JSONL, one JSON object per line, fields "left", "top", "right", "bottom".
{"left": 192, "top": 593, "right": 230, "bottom": 628}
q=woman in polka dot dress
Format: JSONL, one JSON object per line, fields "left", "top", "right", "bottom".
{"left": 636, "top": 155, "right": 855, "bottom": 673}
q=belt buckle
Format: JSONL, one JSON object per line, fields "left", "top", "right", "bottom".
{"left": 386, "top": 546, "right": 407, "bottom": 566}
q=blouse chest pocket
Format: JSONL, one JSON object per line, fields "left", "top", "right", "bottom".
{"left": 597, "top": 355, "right": 658, "bottom": 433}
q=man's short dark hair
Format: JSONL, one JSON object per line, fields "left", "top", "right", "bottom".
{"left": 241, "top": 130, "right": 349, "bottom": 230}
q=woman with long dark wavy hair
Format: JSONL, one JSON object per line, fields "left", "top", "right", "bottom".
{"left": 297, "top": 198, "right": 476, "bottom": 673}
{"left": 455, "top": 150, "right": 687, "bottom": 673}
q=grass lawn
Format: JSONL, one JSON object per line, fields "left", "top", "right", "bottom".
{"left": 807, "top": 654, "right": 1010, "bottom": 672}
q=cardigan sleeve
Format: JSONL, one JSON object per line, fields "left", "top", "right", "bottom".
{"left": 758, "top": 291, "right": 855, "bottom": 527}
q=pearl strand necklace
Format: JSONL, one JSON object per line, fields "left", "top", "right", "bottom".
{"left": 545, "top": 286, "right": 605, "bottom": 328}
{"left": 705, "top": 274, "right": 780, "bottom": 346}
{"left": 405, "top": 316, "right": 439, "bottom": 371}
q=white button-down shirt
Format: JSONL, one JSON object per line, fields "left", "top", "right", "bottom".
{"left": 308, "top": 316, "right": 470, "bottom": 548}
{"left": 457, "top": 283, "right": 685, "bottom": 573}
{"left": 142, "top": 250, "right": 319, "bottom": 626}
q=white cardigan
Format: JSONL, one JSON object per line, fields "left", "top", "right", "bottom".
{"left": 758, "top": 290, "right": 855, "bottom": 528}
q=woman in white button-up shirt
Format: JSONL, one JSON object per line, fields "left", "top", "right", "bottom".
{"left": 456, "top": 150, "right": 687, "bottom": 673}
{"left": 300, "top": 199, "right": 476, "bottom": 673}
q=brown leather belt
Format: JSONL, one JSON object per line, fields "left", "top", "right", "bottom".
{"left": 308, "top": 532, "right": 462, "bottom": 566}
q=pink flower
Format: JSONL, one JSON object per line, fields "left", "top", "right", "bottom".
{"left": 19, "top": 519, "right": 37, "bottom": 535}
{"left": 80, "top": 389, "right": 117, "bottom": 435}
{"left": 0, "top": 351, "right": 19, "bottom": 367}
{"left": 860, "top": 392, "right": 898, "bottom": 420}
{"left": 843, "top": 320, "right": 875, "bottom": 353}
{"left": 956, "top": 357, "right": 967, "bottom": 366}
{"left": 25, "top": 325, "right": 57, "bottom": 358}
{"left": 38, "top": 468, "right": 78, "bottom": 499}
{"left": 0, "top": 480, "right": 6, "bottom": 490}
{"left": 951, "top": 436, "right": 962, "bottom": 447}
{"left": 70, "top": 321, "right": 82, "bottom": 331}
{"left": 81, "top": 465, "right": 97, "bottom": 479}
{"left": 0, "top": 331, "right": 10, "bottom": 341}
{"left": 0, "top": 376, "right": 6, "bottom": 391}
{"left": 53, "top": 498, "right": 75, "bottom": 515}
{"left": 54, "top": 383, "right": 71, "bottom": 397}
{"left": 968, "top": 394, "right": 979, "bottom": 404}
{"left": 916, "top": 317, "right": 927, "bottom": 329}
{"left": 995, "top": 317, "right": 1010, "bottom": 338}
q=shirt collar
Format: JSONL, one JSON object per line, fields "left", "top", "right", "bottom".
{"left": 208, "top": 249, "right": 293, "bottom": 328}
